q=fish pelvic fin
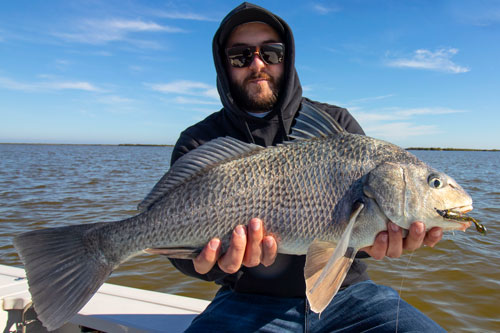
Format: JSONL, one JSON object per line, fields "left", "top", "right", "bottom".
{"left": 304, "top": 202, "right": 363, "bottom": 314}
{"left": 13, "top": 223, "right": 113, "bottom": 331}
{"left": 144, "top": 247, "right": 202, "bottom": 259}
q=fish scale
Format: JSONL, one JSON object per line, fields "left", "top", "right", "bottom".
{"left": 123, "top": 134, "right": 409, "bottom": 255}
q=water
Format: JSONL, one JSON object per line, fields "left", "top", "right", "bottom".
{"left": 0, "top": 144, "right": 498, "bottom": 332}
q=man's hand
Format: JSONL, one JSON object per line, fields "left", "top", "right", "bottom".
{"left": 361, "top": 221, "right": 443, "bottom": 260}
{"left": 193, "top": 218, "right": 278, "bottom": 275}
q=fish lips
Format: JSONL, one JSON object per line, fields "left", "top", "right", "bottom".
{"left": 439, "top": 205, "right": 473, "bottom": 215}
{"left": 435, "top": 205, "right": 474, "bottom": 231}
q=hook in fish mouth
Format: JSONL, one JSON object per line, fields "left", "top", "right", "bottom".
{"left": 436, "top": 207, "right": 487, "bottom": 235}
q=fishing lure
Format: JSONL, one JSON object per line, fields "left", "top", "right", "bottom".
{"left": 440, "top": 209, "right": 487, "bottom": 234}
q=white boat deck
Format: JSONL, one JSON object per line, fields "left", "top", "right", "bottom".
{"left": 0, "top": 264, "right": 209, "bottom": 332}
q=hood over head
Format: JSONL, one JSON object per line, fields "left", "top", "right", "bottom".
{"left": 213, "top": 2, "right": 303, "bottom": 146}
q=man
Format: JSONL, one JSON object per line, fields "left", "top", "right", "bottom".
{"left": 170, "top": 2, "right": 445, "bottom": 332}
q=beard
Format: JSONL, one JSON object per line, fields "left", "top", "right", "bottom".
{"left": 231, "top": 72, "right": 283, "bottom": 112}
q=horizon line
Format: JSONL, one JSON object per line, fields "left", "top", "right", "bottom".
{"left": 1, "top": 142, "right": 498, "bottom": 151}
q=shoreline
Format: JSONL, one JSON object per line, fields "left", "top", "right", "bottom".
{"left": 406, "top": 147, "right": 499, "bottom": 152}
{"left": 0, "top": 143, "right": 497, "bottom": 151}
{"left": 0, "top": 143, "right": 175, "bottom": 147}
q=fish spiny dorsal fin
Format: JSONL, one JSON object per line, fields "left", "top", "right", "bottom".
{"left": 138, "top": 137, "right": 264, "bottom": 211}
{"left": 289, "top": 101, "right": 345, "bottom": 141}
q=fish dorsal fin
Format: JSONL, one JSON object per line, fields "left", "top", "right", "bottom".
{"left": 304, "top": 202, "right": 363, "bottom": 314}
{"left": 290, "top": 101, "right": 345, "bottom": 140}
{"left": 138, "top": 137, "right": 264, "bottom": 211}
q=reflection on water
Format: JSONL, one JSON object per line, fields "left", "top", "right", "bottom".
{"left": 0, "top": 144, "right": 498, "bottom": 331}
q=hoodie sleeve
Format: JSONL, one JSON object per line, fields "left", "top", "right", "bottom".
{"left": 169, "top": 256, "right": 229, "bottom": 282}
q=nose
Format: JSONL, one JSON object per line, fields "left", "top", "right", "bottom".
{"left": 248, "top": 51, "right": 266, "bottom": 71}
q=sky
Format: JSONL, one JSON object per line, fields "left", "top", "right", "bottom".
{"left": 1, "top": 0, "right": 499, "bottom": 149}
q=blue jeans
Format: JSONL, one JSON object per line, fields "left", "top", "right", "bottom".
{"left": 185, "top": 280, "right": 445, "bottom": 332}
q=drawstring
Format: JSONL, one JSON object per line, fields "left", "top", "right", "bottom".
{"left": 242, "top": 118, "right": 256, "bottom": 144}
{"left": 277, "top": 109, "right": 290, "bottom": 143}
{"left": 239, "top": 109, "right": 288, "bottom": 145}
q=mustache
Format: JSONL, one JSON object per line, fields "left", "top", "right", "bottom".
{"left": 245, "top": 72, "right": 273, "bottom": 83}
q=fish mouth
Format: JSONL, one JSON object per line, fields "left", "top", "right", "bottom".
{"left": 435, "top": 205, "right": 486, "bottom": 234}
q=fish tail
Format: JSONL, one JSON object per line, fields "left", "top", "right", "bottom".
{"left": 13, "top": 223, "right": 113, "bottom": 331}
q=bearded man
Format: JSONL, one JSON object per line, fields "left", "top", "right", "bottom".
{"left": 169, "top": 3, "right": 445, "bottom": 332}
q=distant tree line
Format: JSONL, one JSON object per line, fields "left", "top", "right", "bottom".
{"left": 406, "top": 147, "right": 499, "bottom": 152}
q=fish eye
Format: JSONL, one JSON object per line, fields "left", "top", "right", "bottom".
{"left": 428, "top": 174, "right": 445, "bottom": 189}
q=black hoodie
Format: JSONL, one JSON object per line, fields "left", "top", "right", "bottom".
{"left": 169, "top": 2, "right": 369, "bottom": 298}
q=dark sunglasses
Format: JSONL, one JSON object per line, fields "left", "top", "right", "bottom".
{"left": 226, "top": 43, "right": 285, "bottom": 68}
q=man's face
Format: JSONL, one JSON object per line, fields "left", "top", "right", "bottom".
{"left": 225, "top": 22, "right": 284, "bottom": 112}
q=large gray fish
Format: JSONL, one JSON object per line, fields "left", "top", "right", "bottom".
{"left": 13, "top": 104, "right": 482, "bottom": 331}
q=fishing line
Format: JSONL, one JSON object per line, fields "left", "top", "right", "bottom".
{"left": 395, "top": 250, "right": 415, "bottom": 333}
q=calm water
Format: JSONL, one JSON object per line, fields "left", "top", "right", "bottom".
{"left": 0, "top": 144, "right": 498, "bottom": 332}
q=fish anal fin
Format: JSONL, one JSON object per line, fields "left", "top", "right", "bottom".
{"left": 144, "top": 247, "right": 201, "bottom": 259}
{"left": 305, "top": 202, "right": 364, "bottom": 313}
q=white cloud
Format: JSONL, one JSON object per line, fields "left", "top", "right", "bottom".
{"left": 203, "top": 87, "right": 219, "bottom": 100}
{"left": 363, "top": 122, "right": 440, "bottom": 140}
{"left": 0, "top": 76, "right": 101, "bottom": 92}
{"left": 174, "top": 96, "right": 220, "bottom": 105}
{"left": 355, "top": 107, "right": 465, "bottom": 122}
{"left": 354, "top": 112, "right": 399, "bottom": 123}
{"left": 148, "top": 80, "right": 221, "bottom": 109}
{"left": 105, "top": 19, "right": 184, "bottom": 33}
{"left": 352, "top": 106, "right": 466, "bottom": 141}
{"left": 312, "top": 4, "right": 340, "bottom": 15}
{"left": 55, "top": 19, "right": 186, "bottom": 45}
{"left": 394, "top": 107, "right": 465, "bottom": 117}
{"left": 349, "top": 94, "right": 395, "bottom": 104}
{"left": 449, "top": 1, "right": 500, "bottom": 27}
{"left": 301, "top": 85, "right": 313, "bottom": 92}
{"left": 97, "top": 95, "right": 134, "bottom": 104}
{"left": 129, "top": 65, "right": 144, "bottom": 72}
{"left": 47, "top": 81, "right": 99, "bottom": 91}
{"left": 148, "top": 80, "right": 219, "bottom": 100}
{"left": 156, "top": 11, "right": 219, "bottom": 22}
{"left": 387, "top": 48, "right": 470, "bottom": 73}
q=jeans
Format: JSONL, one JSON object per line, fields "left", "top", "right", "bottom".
{"left": 184, "top": 280, "right": 445, "bottom": 332}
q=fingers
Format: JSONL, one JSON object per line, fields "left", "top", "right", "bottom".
{"left": 423, "top": 226, "right": 443, "bottom": 247}
{"left": 220, "top": 219, "right": 277, "bottom": 272}
{"left": 245, "top": 218, "right": 277, "bottom": 267}
{"left": 402, "top": 222, "right": 442, "bottom": 250}
{"left": 193, "top": 238, "right": 221, "bottom": 274}
{"left": 361, "top": 222, "right": 444, "bottom": 261}
{"left": 218, "top": 225, "right": 247, "bottom": 273}
{"left": 261, "top": 236, "right": 278, "bottom": 266}
{"left": 242, "top": 218, "right": 264, "bottom": 267}
{"left": 386, "top": 222, "right": 403, "bottom": 258}
{"left": 361, "top": 231, "right": 388, "bottom": 260}
{"left": 193, "top": 219, "right": 278, "bottom": 275}
{"left": 403, "top": 221, "right": 426, "bottom": 251}
{"left": 241, "top": 218, "right": 278, "bottom": 267}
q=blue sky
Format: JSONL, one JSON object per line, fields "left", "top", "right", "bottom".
{"left": 1, "top": 0, "right": 499, "bottom": 148}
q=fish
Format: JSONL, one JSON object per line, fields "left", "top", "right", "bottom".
{"left": 13, "top": 103, "right": 483, "bottom": 331}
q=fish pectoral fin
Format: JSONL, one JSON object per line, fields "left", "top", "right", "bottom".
{"left": 144, "top": 247, "right": 201, "bottom": 259}
{"left": 304, "top": 241, "right": 336, "bottom": 294}
{"left": 304, "top": 202, "right": 363, "bottom": 313}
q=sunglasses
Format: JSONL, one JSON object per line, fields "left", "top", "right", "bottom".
{"left": 226, "top": 43, "right": 285, "bottom": 68}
